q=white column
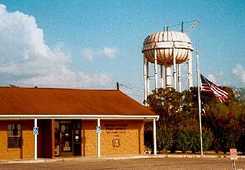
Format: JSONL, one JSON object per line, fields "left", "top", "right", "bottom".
{"left": 187, "top": 51, "right": 193, "bottom": 88}
{"left": 34, "top": 118, "right": 38, "bottom": 160}
{"left": 160, "top": 65, "right": 164, "bottom": 88}
{"left": 153, "top": 118, "right": 157, "bottom": 155}
{"left": 177, "top": 64, "right": 182, "bottom": 92}
{"left": 165, "top": 66, "right": 172, "bottom": 87}
{"left": 96, "top": 118, "right": 101, "bottom": 157}
{"left": 154, "top": 49, "right": 158, "bottom": 90}
{"left": 173, "top": 49, "right": 177, "bottom": 90}
{"left": 144, "top": 58, "right": 148, "bottom": 105}
{"left": 147, "top": 61, "right": 150, "bottom": 96}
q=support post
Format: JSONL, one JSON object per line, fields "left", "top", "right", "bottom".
{"left": 144, "top": 58, "right": 148, "bottom": 105}
{"left": 165, "top": 66, "right": 172, "bottom": 87}
{"left": 154, "top": 49, "right": 158, "bottom": 90}
{"left": 147, "top": 61, "right": 150, "bottom": 96}
{"left": 160, "top": 65, "right": 164, "bottom": 88}
{"left": 173, "top": 49, "right": 177, "bottom": 90}
{"left": 34, "top": 118, "right": 38, "bottom": 160}
{"left": 96, "top": 118, "right": 101, "bottom": 157}
{"left": 188, "top": 51, "right": 193, "bottom": 88}
{"left": 153, "top": 118, "right": 157, "bottom": 155}
{"left": 177, "top": 64, "right": 182, "bottom": 92}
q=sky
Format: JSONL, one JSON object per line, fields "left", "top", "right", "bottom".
{"left": 0, "top": 0, "right": 244, "bottom": 102}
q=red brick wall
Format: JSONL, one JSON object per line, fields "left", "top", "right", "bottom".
{"left": 82, "top": 120, "right": 144, "bottom": 156}
{"left": 0, "top": 120, "right": 34, "bottom": 160}
{"left": 0, "top": 119, "right": 145, "bottom": 160}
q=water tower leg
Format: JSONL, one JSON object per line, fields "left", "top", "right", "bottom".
{"left": 160, "top": 65, "right": 164, "bottom": 88}
{"left": 188, "top": 51, "right": 193, "bottom": 88}
{"left": 165, "top": 66, "right": 172, "bottom": 87}
{"left": 173, "top": 49, "right": 177, "bottom": 90}
{"left": 177, "top": 64, "right": 182, "bottom": 92}
{"left": 154, "top": 49, "right": 158, "bottom": 90}
{"left": 144, "top": 57, "right": 148, "bottom": 105}
{"left": 147, "top": 61, "right": 150, "bottom": 96}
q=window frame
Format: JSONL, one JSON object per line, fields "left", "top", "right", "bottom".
{"left": 7, "top": 123, "right": 22, "bottom": 148}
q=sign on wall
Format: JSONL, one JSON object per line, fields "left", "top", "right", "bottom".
{"left": 104, "top": 124, "right": 127, "bottom": 134}
{"left": 112, "top": 136, "right": 120, "bottom": 148}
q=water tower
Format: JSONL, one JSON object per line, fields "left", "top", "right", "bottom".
{"left": 142, "top": 28, "right": 193, "bottom": 104}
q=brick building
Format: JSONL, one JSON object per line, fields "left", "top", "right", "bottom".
{"left": 0, "top": 87, "right": 158, "bottom": 160}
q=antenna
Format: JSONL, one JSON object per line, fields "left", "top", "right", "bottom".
{"left": 164, "top": 19, "right": 200, "bottom": 32}
{"left": 181, "top": 21, "right": 184, "bottom": 32}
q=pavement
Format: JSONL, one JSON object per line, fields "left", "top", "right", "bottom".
{"left": 0, "top": 155, "right": 245, "bottom": 170}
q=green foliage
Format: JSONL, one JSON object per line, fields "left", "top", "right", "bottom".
{"left": 176, "top": 119, "right": 213, "bottom": 153}
{"left": 237, "top": 112, "right": 245, "bottom": 153}
{"left": 202, "top": 128, "right": 213, "bottom": 151}
{"left": 156, "top": 123, "right": 174, "bottom": 151}
{"left": 146, "top": 86, "right": 245, "bottom": 154}
{"left": 147, "top": 88, "right": 184, "bottom": 152}
{"left": 235, "top": 88, "right": 245, "bottom": 101}
{"left": 202, "top": 87, "right": 243, "bottom": 153}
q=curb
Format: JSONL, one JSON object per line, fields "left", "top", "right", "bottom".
{"left": 103, "top": 154, "right": 245, "bottom": 160}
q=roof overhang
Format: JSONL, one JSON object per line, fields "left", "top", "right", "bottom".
{"left": 0, "top": 114, "right": 159, "bottom": 121}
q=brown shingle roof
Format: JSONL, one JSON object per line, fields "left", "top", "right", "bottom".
{"left": 0, "top": 87, "right": 155, "bottom": 116}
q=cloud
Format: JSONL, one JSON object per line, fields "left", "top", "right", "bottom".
{"left": 206, "top": 71, "right": 224, "bottom": 84}
{"left": 81, "top": 48, "right": 94, "bottom": 62}
{"left": 102, "top": 47, "right": 118, "bottom": 59}
{"left": 0, "top": 4, "right": 112, "bottom": 88}
{"left": 207, "top": 74, "right": 218, "bottom": 84}
{"left": 232, "top": 64, "right": 245, "bottom": 84}
{"left": 81, "top": 47, "right": 118, "bottom": 61}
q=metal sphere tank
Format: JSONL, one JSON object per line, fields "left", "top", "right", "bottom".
{"left": 142, "top": 31, "right": 193, "bottom": 66}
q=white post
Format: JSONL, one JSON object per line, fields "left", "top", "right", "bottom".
{"left": 144, "top": 58, "right": 148, "bottom": 105}
{"left": 177, "top": 64, "right": 182, "bottom": 92}
{"left": 96, "top": 118, "right": 101, "bottom": 157}
{"left": 165, "top": 67, "right": 172, "bottom": 87}
{"left": 173, "top": 49, "right": 177, "bottom": 90}
{"left": 160, "top": 65, "right": 164, "bottom": 88}
{"left": 34, "top": 118, "right": 38, "bottom": 160}
{"left": 153, "top": 118, "right": 157, "bottom": 155}
{"left": 154, "top": 49, "right": 158, "bottom": 90}
{"left": 196, "top": 51, "right": 204, "bottom": 156}
{"left": 188, "top": 51, "right": 193, "bottom": 88}
{"left": 147, "top": 61, "right": 150, "bottom": 96}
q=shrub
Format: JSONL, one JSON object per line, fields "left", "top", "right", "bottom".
{"left": 156, "top": 124, "right": 174, "bottom": 152}
{"left": 176, "top": 126, "right": 213, "bottom": 153}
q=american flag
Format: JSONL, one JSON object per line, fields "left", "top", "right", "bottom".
{"left": 200, "top": 74, "right": 229, "bottom": 103}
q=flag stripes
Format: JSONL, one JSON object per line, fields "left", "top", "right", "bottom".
{"left": 200, "top": 74, "right": 229, "bottom": 103}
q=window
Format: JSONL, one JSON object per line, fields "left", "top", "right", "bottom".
{"left": 8, "top": 123, "right": 22, "bottom": 148}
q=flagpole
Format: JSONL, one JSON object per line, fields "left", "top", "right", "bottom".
{"left": 196, "top": 49, "right": 204, "bottom": 156}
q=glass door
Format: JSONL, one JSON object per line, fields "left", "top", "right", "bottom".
{"left": 54, "top": 120, "right": 81, "bottom": 157}
{"left": 60, "top": 122, "right": 73, "bottom": 155}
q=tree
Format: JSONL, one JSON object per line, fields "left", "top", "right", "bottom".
{"left": 145, "top": 86, "right": 245, "bottom": 154}
{"left": 147, "top": 87, "right": 183, "bottom": 152}
{"left": 201, "top": 87, "right": 242, "bottom": 153}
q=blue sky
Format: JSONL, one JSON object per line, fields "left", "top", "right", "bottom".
{"left": 0, "top": 0, "right": 244, "bottom": 101}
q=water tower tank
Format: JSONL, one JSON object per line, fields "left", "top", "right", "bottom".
{"left": 142, "top": 31, "right": 193, "bottom": 66}
{"left": 142, "top": 31, "right": 194, "bottom": 104}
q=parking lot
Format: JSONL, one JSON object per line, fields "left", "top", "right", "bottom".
{"left": 1, "top": 157, "right": 245, "bottom": 170}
